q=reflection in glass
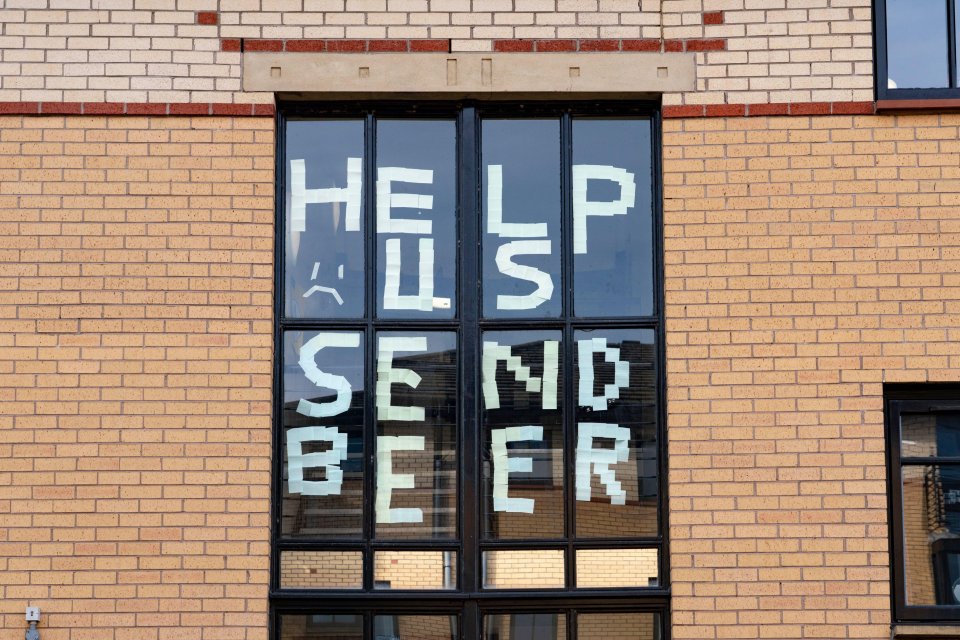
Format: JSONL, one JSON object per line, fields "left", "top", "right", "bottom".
{"left": 285, "top": 120, "right": 365, "bottom": 319}
{"left": 574, "top": 329, "right": 657, "bottom": 538}
{"left": 482, "top": 550, "right": 565, "bottom": 589}
{"left": 282, "top": 331, "right": 364, "bottom": 539}
{"left": 376, "top": 120, "right": 457, "bottom": 319}
{"left": 903, "top": 465, "right": 960, "bottom": 605}
{"left": 572, "top": 119, "right": 653, "bottom": 318}
{"left": 576, "top": 613, "right": 658, "bottom": 640}
{"left": 886, "top": 0, "right": 948, "bottom": 89}
{"left": 575, "top": 548, "right": 658, "bottom": 588}
{"left": 281, "top": 614, "right": 363, "bottom": 640}
{"left": 375, "top": 332, "right": 457, "bottom": 539}
{"left": 482, "top": 331, "right": 564, "bottom": 539}
{"left": 374, "top": 551, "right": 457, "bottom": 590}
{"left": 902, "top": 412, "right": 960, "bottom": 458}
{"left": 482, "top": 119, "right": 562, "bottom": 318}
{"left": 280, "top": 551, "right": 363, "bottom": 589}
{"left": 374, "top": 616, "right": 458, "bottom": 640}
{"left": 484, "top": 613, "right": 565, "bottom": 640}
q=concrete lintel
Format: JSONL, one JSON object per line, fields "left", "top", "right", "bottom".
{"left": 243, "top": 52, "right": 695, "bottom": 97}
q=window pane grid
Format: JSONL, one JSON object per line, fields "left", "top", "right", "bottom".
{"left": 274, "top": 104, "right": 664, "bottom": 637}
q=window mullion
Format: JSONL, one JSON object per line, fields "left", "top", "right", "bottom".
{"left": 459, "top": 105, "right": 481, "bottom": 602}
{"left": 363, "top": 113, "right": 377, "bottom": 591}
{"left": 949, "top": 0, "right": 957, "bottom": 88}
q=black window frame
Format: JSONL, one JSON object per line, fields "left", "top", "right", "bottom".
{"left": 271, "top": 100, "right": 669, "bottom": 640}
{"left": 875, "top": 0, "right": 960, "bottom": 100}
{"left": 887, "top": 384, "right": 960, "bottom": 622}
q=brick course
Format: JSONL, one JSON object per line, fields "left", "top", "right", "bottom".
{"left": 0, "top": 1, "right": 873, "bottom": 106}
{"left": 0, "top": 114, "right": 275, "bottom": 640}
{"left": 664, "top": 112, "right": 960, "bottom": 639}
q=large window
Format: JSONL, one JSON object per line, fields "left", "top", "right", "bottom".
{"left": 273, "top": 104, "right": 665, "bottom": 640}
{"left": 887, "top": 386, "right": 960, "bottom": 621}
{"left": 876, "top": 0, "right": 960, "bottom": 100}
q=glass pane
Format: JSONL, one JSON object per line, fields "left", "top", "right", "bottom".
{"left": 902, "top": 465, "right": 960, "bottom": 605}
{"left": 886, "top": 0, "right": 949, "bottom": 89}
{"left": 574, "top": 329, "right": 657, "bottom": 538}
{"left": 285, "top": 120, "right": 365, "bottom": 319}
{"left": 482, "top": 119, "right": 562, "bottom": 318}
{"left": 482, "top": 550, "right": 565, "bottom": 589}
{"left": 374, "top": 616, "right": 458, "bottom": 640}
{"left": 572, "top": 119, "right": 653, "bottom": 318}
{"left": 374, "top": 551, "right": 457, "bottom": 590}
{"left": 484, "top": 613, "right": 566, "bottom": 640}
{"left": 902, "top": 412, "right": 960, "bottom": 457}
{"left": 375, "top": 332, "right": 457, "bottom": 539}
{"left": 576, "top": 613, "right": 658, "bottom": 640}
{"left": 376, "top": 120, "right": 457, "bottom": 318}
{"left": 575, "top": 548, "right": 658, "bottom": 588}
{"left": 282, "top": 331, "right": 364, "bottom": 539}
{"left": 280, "top": 551, "right": 363, "bottom": 589}
{"left": 281, "top": 614, "right": 363, "bottom": 640}
{"left": 481, "top": 331, "right": 564, "bottom": 539}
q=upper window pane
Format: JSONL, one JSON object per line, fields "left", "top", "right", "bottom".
{"left": 886, "top": 0, "right": 949, "bottom": 89}
{"left": 285, "top": 120, "right": 366, "bottom": 319}
{"left": 574, "top": 329, "right": 657, "bottom": 538}
{"left": 375, "top": 331, "right": 458, "bottom": 539}
{"left": 376, "top": 120, "right": 457, "bottom": 319}
{"left": 572, "top": 119, "right": 653, "bottom": 318}
{"left": 281, "top": 330, "right": 365, "bottom": 539}
{"left": 902, "top": 412, "right": 960, "bottom": 458}
{"left": 482, "top": 119, "right": 562, "bottom": 318}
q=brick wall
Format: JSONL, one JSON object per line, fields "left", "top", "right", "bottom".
{"left": 0, "top": 0, "right": 873, "bottom": 107}
{"left": 663, "top": 112, "right": 960, "bottom": 639}
{"left": 0, "top": 114, "right": 275, "bottom": 640}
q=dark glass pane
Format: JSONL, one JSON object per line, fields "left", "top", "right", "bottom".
{"left": 574, "top": 329, "right": 657, "bottom": 538}
{"left": 374, "top": 551, "right": 457, "bottom": 590}
{"left": 375, "top": 332, "right": 457, "bottom": 539}
{"left": 282, "top": 331, "right": 364, "bottom": 539}
{"left": 376, "top": 120, "right": 457, "bottom": 318}
{"left": 280, "top": 550, "right": 363, "bottom": 589}
{"left": 482, "top": 119, "right": 562, "bottom": 318}
{"left": 285, "top": 120, "right": 365, "bottom": 319}
{"left": 576, "top": 613, "right": 659, "bottom": 640}
{"left": 374, "top": 616, "right": 458, "bottom": 640}
{"left": 281, "top": 614, "right": 363, "bottom": 640}
{"left": 572, "top": 119, "right": 653, "bottom": 317}
{"left": 902, "top": 412, "right": 960, "bottom": 457}
{"left": 886, "top": 0, "right": 949, "bottom": 89}
{"left": 481, "top": 331, "right": 564, "bottom": 539}
{"left": 484, "top": 613, "right": 566, "bottom": 640}
{"left": 482, "top": 550, "right": 565, "bottom": 589}
{"left": 902, "top": 465, "right": 960, "bottom": 605}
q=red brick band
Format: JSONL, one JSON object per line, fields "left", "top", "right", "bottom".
{"left": 491, "top": 38, "right": 726, "bottom": 53}
{"left": 222, "top": 38, "right": 451, "bottom": 53}
{"left": 0, "top": 102, "right": 276, "bottom": 116}
{"left": 663, "top": 101, "right": 877, "bottom": 118}
{"left": 0, "top": 102, "right": 881, "bottom": 119}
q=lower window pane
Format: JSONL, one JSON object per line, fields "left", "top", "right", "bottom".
{"left": 903, "top": 464, "right": 960, "bottom": 605}
{"left": 280, "top": 550, "right": 363, "bottom": 590}
{"left": 484, "top": 613, "right": 566, "bottom": 640}
{"left": 374, "top": 551, "right": 457, "bottom": 590}
{"left": 281, "top": 614, "right": 363, "bottom": 640}
{"left": 374, "top": 615, "right": 458, "bottom": 640}
{"left": 575, "top": 548, "right": 658, "bottom": 588}
{"left": 576, "top": 613, "right": 659, "bottom": 640}
{"left": 482, "top": 550, "right": 565, "bottom": 589}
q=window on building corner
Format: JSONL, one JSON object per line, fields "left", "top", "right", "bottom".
{"left": 272, "top": 104, "right": 666, "bottom": 640}
{"left": 877, "top": 0, "right": 960, "bottom": 98}
{"left": 888, "top": 387, "right": 960, "bottom": 621}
